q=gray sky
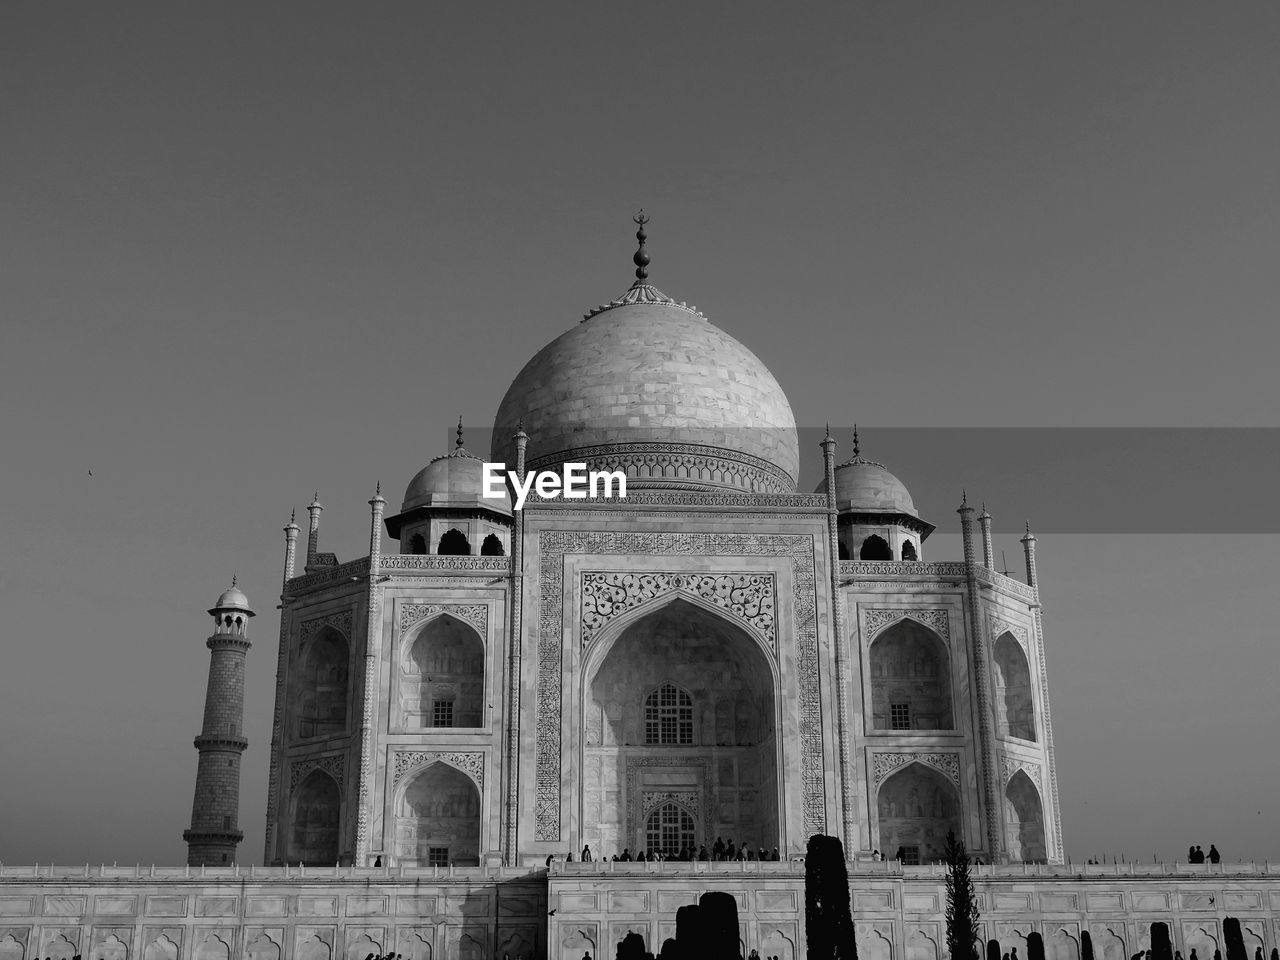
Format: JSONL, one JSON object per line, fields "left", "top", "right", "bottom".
{"left": 2, "top": 2, "right": 1278, "bottom": 866}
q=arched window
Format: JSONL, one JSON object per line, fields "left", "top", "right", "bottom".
{"left": 645, "top": 802, "right": 695, "bottom": 856}
{"left": 437, "top": 528, "right": 470, "bottom": 555}
{"left": 993, "top": 633, "right": 1036, "bottom": 741}
{"left": 644, "top": 682, "right": 693, "bottom": 744}
{"left": 480, "top": 533, "right": 504, "bottom": 556}
{"left": 869, "top": 619, "right": 953, "bottom": 730}
{"left": 901, "top": 540, "right": 918, "bottom": 561}
{"left": 289, "top": 769, "right": 340, "bottom": 865}
{"left": 860, "top": 535, "right": 891, "bottom": 560}
{"left": 409, "top": 533, "right": 427, "bottom": 555}
{"left": 297, "top": 627, "right": 349, "bottom": 738}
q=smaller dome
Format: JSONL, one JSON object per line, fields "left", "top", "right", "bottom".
{"left": 816, "top": 456, "right": 918, "bottom": 517}
{"left": 401, "top": 449, "right": 512, "bottom": 515}
{"left": 210, "top": 583, "right": 253, "bottom": 616}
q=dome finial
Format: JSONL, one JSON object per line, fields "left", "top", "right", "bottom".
{"left": 231, "top": 572, "right": 237, "bottom": 588}
{"left": 632, "top": 210, "right": 650, "bottom": 283}
{"left": 456, "top": 416, "right": 465, "bottom": 450}
{"left": 852, "top": 424, "right": 860, "bottom": 458}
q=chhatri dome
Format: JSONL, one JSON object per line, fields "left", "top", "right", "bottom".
{"left": 491, "top": 214, "right": 799, "bottom": 493}
{"left": 815, "top": 428, "right": 920, "bottom": 517}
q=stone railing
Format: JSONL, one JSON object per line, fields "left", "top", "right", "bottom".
{"left": 285, "top": 557, "right": 371, "bottom": 593}
{"left": 549, "top": 858, "right": 1280, "bottom": 878}
{"left": 0, "top": 863, "right": 540, "bottom": 881}
{"left": 379, "top": 555, "right": 511, "bottom": 573}
{"left": 974, "top": 565, "right": 1037, "bottom": 602}
{"left": 840, "top": 560, "right": 968, "bottom": 579}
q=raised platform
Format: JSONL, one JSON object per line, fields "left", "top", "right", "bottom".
{"left": 1, "top": 863, "right": 1278, "bottom": 960}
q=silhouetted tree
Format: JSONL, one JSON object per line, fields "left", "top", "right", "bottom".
{"left": 1152, "top": 924, "right": 1173, "bottom": 960}
{"left": 805, "top": 835, "right": 857, "bottom": 960}
{"left": 1027, "top": 933, "right": 1045, "bottom": 960}
{"left": 943, "top": 831, "right": 980, "bottom": 960}
{"left": 1223, "top": 919, "right": 1247, "bottom": 960}
{"left": 700, "top": 892, "right": 741, "bottom": 960}
{"left": 988, "top": 940, "right": 1001, "bottom": 960}
{"left": 618, "top": 932, "right": 652, "bottom": 960}
{"left": 1082, "top": 932, "right": 1094, "bottom": 960}
{"left": 674, "top": 903, "right": 703, "bottom": 960}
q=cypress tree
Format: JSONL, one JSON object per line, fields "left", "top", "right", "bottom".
{"left": 943, "top": 831, "right": 980, "bottom": 960}
{"left": 988, "top": 940, "right": 1001, "bottom": 960}
{"left": 805, "top": 834, "right": 857, "bottom": 960}
{"left": 1151, "top": 924, "right": 1173, "bottom": 960}
{"left": 1223, "top": 919, "right": 1247, "bottom": 960}
{"left": 1027, "top": 933, "right": 1045, "bottom": 960}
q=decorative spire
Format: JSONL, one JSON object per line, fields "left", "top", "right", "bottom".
{"left": 231, "top": 573, "right": 237, "bottom": 589}
{"left": 455, "top": 416, "right": 465, "bottom": 450}
{"left": 852, "top": 424, "right": 860, "bottom": 458}
{"left": 632, "top": 210, "right": 650, "bottom": 282}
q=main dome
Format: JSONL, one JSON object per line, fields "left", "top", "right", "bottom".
{"left": 491, "top": 283, "right": 799, "bottom": 493}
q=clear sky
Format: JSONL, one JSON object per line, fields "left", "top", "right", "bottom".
{"left": 2, "top": 2, "right": 1278, "bottom": 866}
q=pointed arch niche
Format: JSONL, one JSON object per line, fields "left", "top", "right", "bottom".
{"left": 582, "top": 596, "right": 780, "bottom": 857}
{"left": 993, "top": 632, "right": 1036, "bottom": 741}
{"left": 869, "top": 618, "right": 953, "bottom": 731}
{"left": 401, "top": 614, "right": 484, "bottom": 728}
{"left": 394, "top": 762, "right": 481, "bottom": 866}
{"left": 876, "top": 761, "right": 961, "bottom": 863}
{"left": 289, "top": 769, "right": 341, "bottom": 865}
{"left": 1005, "top": 769, "right": 1047, "bottom": 862}
{"left": 295, "top": 625, "right": 349, "bottom": 739}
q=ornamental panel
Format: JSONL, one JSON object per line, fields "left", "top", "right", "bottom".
{"left": 289, "top": 754, "right": 346, "bottom": 790}
{"left": 999, "top": 755, "right": 1042, "bottom": 792}
{"left": 581, "top": 571, "right": 776, "bottom": 652}
{"left": 871, "top": 752, "right": 961, "bottom": 788}
{"left": 397, "top": 603, "right": 488, "bottom": 638}
{"left": 299, "top": 610, "right": 354, "bottom": 643}
{"left": 863, "top": 608, "right": 951, "bottom": 641}
{"left": 392, "top": 751, "right": 484, "bottom": 789}
{"left": 989, "top": 615, "right": 1029, "bottom": 652}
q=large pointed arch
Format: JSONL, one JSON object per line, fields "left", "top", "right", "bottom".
{"left": 296, "top": 625, "right": 349, "bottom": 739}
{"left": 876, "top": 761, "right": 961, "bottom": 864}
{"left": 580, "top": 595, "right": 781, "bottom": 858}
{"left": 400, "top": 612, "right": 485, "bottom": 728}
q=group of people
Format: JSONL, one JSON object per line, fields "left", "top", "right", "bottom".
{"left": 548, "top": 839, "right": 784, "bottom": 866}
{"left": 1187, "top": 844, "right": 1221, "bottom": 864}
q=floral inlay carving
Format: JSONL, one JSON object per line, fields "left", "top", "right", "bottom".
{"left": 872, "top": 752, "right": 961, "bottom": 787}
{"left": 1000, "top": 755, "right": 1042, "bottom": 791}
{"left": 393, "top": 750, "right": 484, "bottom": 789}
{"left": 299, "top": 610, "right": 353, "bottom": 643}
{"left": 398, "top": 602, "right": 487, "bottom": 637}
{"left": 581, "top": 572, "right": 776, "bottom": 652}
{"left": 989, "top": 615, "right": 1029, "bottom": 652}
{"left": 863, "top": 608, "right": 950, "bottom": 641}
{"left": 641, "top": 791, "right": 700, "bottom": 818}
{"left": 290, "top": 753, "right": 346, "bottom": 790}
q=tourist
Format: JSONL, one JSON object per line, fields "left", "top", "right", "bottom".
{"left": 582, "top": 845, "right": 592, "bottom": 862}
{"left": 771, "top": 846, "right": 780, "bottom": 861}
{"left": 1188, "top": 845, "right": 1196, "bottom": 862}
{"left": 1208, "top": 844, "right": 1221, "bottom": 864}
{"left": 620, "top": 848, "right": 631, "bottom": 861}
{"left": 727, "top": 839, "right": 737, "bottom": 861}
{"left": 566, "top": 852, "right": 574, "bottom": 862}
{"left": 896, "top": 846, "right": 906, "bottom": 862}
{"left": 698, "top": 845, "right": 709, "bottom": 861}
{"left": 713, "top": 837, "right": 725, "bottom": 861}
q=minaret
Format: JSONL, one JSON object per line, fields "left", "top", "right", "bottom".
{"left": 283, "top": 509, "right": 300, "bottom": 584}
{"left": 184, "top": 580, "right": 254, "bottom": 866}
{"left": 1021, "top": 520, "right": 1039, "bottom": 590}
{"left": 979, "top": 502, "right": 994, "bottom": 570}
{"left": 304, "top": 493, "right": 323, "bottom": 572}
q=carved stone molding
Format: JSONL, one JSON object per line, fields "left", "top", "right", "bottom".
{"left": 640, "top": 791, "right": 701, "bottom": 819}
{"left": 536, "top": 530, "right": 823, "bottom": 842}
{"left": 863, "top": 608, "right": 951, "bottom": 642}
{"left": 842, "top": 560, "right": 968, "bottom": 578}
{"left": 392, "top": 750, "right": 485, "bottom": 789}
{"left": 1000, "top": 755, "right": 1042, "bottom": 792}
{"left": 871, "top": 752, "right": 961, "bottom": 788}
{"left": 398, "top": 602, "right": 488, "bottom": 637}
{"left": 581, "top": 571, "right": 776, "bottom": 652}
{"left": 989, "top": 615, "right": 1029, "bottom": 652}
{"left": 299, "top": 609, "right": 353, "bottom": 643}
{"left": 381, "top": 556, "right": 511, "bottom": 573}
{"left": 525, "top": 441, "right": 796, "bottom": 496}
{"left": 290, "top": 753, "right": 346, "bottom": 790}
{"left": 524, "top": 489, "right": 827, "bottom": 510}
